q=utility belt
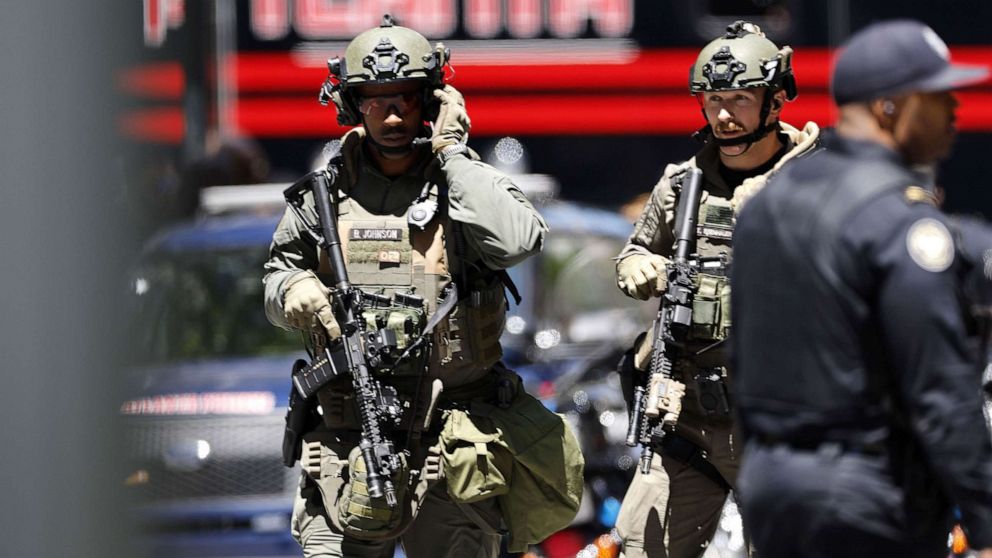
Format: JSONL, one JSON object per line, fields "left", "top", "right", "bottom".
{"left": 318, "top": 364, "right": 516, "bottom": 435}
{"left": 751, "top": 431, "right": 888, "bottom": 457}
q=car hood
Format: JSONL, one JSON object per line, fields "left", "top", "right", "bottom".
{"left": 124, "top": 354, "right": 304, "bottom": 401}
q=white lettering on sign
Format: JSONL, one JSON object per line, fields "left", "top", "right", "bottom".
{"left": 252, "top": 0, "right": 291, "bottom": 40}
{"left": 508, "top": 0, "right": 542, "bottom": 39}
{"left": 465, "top": 0, "right": 501, "bottom": 38}
{"left": 144, "top": 0, "right": 166, "bottom": 46}
{"left": 252, "top": 0, "right": 632, "bottom": 40}
{"left": 294, "top": 0, "right": 457, "bottom": 39}
{"left": 143, "top": 0, "right": 186, "bottom": 47}
{"left": 550, "top": 0, "right": 632, "bottom": 38}
{"left": 145, "top": 0, "right": 634, "bottom": 47}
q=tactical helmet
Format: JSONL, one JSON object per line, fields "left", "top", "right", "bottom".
{"left": 689, "top": 21, "right": 798, "bottom": 149}
{"left": 690, "top": 21, "right": 797, "bottom": 99}
{"left": 319, "top": 14, "right": 450, "bottom": 126}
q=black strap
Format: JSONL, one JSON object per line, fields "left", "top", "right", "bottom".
{"left": 450, "top": 219, "right": 523, "bottom": 307}
{"left": 496, "top": 269, "right": 522, "bottom": 306}
{"left": 658, "top": 434, "right": 732, "bottom": 492}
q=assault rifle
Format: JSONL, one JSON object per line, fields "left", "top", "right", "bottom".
{"left": 625, "top": 168, "right": 704, "bottom": 474}
{"left": 281, "top": 167, "right": 405, "bottom": 507}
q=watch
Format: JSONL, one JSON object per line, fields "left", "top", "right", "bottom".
{"left": 437, "top": 143, "right": 468, "bottom": 164}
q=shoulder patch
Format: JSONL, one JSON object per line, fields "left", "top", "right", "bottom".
{"left": 906, "top": 218, "right": 954, "bottom": 272}
{"left": 903, "top": 185, "right": 938, "bottom": 206}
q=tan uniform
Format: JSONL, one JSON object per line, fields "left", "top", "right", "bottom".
{"left": 615, "top": 122, "right": 819, "bottom": 558}
{"left": 264, "top": 129, "right": 550, "bottom": 558}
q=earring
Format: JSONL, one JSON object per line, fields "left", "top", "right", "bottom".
{"left": 883, "top": 100, "right": 896, "bottom": 115}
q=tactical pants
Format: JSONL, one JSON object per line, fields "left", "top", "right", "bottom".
{"left": 290, "top": 433, "right": 502, "bottom": 558}
{"left": 737, "top": 443, "right": 950, "bottom": 558}
{"left": 615, "top": 389, "right": 741, "bottom": 558}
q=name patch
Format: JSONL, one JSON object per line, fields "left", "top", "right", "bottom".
{"left": 350, "top": 228, "right": 403, "bottom": 241}
{"left": 698, "top": 225, "right": 733, "bottom": 241}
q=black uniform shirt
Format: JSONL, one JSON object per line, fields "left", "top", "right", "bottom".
{"left": 731, "top": 129, "right": 992, "bottom": 546}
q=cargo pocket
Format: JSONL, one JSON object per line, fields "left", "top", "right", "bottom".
{"left": 439, "top": 409, "right": 512, "bottom": 504}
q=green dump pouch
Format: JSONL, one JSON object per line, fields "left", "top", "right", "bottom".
{"left": 690, "top": 273, "right": 731, "bottom": 342}
{"left": 437, "top": 370, "right": 584, "bottom": 553}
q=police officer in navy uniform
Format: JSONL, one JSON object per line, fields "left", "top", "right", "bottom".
{"left": 731, "top": 20, "right": 992, "bottom": 558}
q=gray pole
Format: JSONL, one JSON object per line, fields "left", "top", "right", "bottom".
{"left": 183, "top": 0, "right": 214, "bottom": 162}
{"left": 827, "top": 0, "right": 851, "bottom": 48}
{"left": 0, "top": 1, "right": 136, "bottom": 557}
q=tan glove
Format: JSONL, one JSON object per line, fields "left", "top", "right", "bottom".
{"left": 431, "top": 85, "right": 471, "bottom": 153}
{"left": 282, "top": 271, "right": 340, "bottom": 338}
{"left": 617, "top": 254, "right": 669, "bottom": 300}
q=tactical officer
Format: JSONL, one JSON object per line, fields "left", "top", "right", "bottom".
{"left": 614, "top": 21, "right": 819, "bottom": 558}
{"left": 732, "top": 20, "right": 992, "bottom": 558}
{"left": 262, "top": 16, "right": 581, "bottom": 558}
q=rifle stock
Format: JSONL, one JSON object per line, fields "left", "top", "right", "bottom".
{"left": 626, "top": 168, "right": 704, "bottom": 474}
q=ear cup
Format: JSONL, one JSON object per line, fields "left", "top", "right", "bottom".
{"left": 422, "top": 86, "right": 441, "bottom": 122}
{"left": 334, "top": 90, "right": 362, "bottom": 127}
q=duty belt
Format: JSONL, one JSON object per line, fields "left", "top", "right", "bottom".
{"left": 752, "top": 432, "right": 887, "bottom": 457}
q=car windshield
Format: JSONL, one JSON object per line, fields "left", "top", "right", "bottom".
{"left": 129, "top": 244, "right": 298, "bottom": 364}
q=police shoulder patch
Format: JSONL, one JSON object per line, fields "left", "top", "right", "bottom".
{"left": 906, "top": 217, "right": 954, "bottom": 272}
{"left": 903, "top": 185, "right": 938, "bottom": 206}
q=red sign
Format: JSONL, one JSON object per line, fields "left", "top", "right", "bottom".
{"left": 144, "top": 0, "right": 634, "bottom": 46}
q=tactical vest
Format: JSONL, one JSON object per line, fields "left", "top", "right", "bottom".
{"left": 675, "top": 168, "right": 734, "bottom": 346}
{"left": 315, "top": 175, "right": 507, "bottom": 429}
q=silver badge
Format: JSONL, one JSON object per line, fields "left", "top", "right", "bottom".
{"left": 906, "top": 217, "right": 953, "bottom": 272}
{"left": 408, "top": 199, "right": 438, "bottom": 230}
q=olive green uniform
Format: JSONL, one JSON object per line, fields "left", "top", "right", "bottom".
{"left": 263, "top": 129, "right": 549, "bottom": 558}
{"left": 615, "top": 122, "right": 819, "bottom": 558}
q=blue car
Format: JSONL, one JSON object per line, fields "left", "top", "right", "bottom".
{"left": 121, "top": 186, "right": 650, "bottom": 557}
{"left": 124, "top": 209, "right": 304, "bottom": 558}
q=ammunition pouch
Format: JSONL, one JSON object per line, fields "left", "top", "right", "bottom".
{"left": 689, "top": 272, "right": 731, "bottom": 342}
{"left": 359, "top": 292, "right": 428, "bottom": 377}
{"left": 439, "top": 281, "right": 506, "bottom": 370}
